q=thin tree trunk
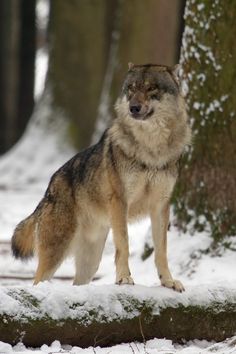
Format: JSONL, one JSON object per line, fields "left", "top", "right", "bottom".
{"left": 0, "top": 0, "right": 36, "bottom": 154}
{"left": 17, "top": 0, "right": 36, "bottom": 138}
{"left": 0, "top": 0, "right": 20, "bottom": 152}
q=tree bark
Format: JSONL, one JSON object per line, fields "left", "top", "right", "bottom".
{"left": 173, "top": 0, "right": 236, "bottom": 242}
{"left": 0, "top": 284, "right": 235, "bottom": 347}
{"left": 0, "top": 0, "right": 20, "bottom": 152}
{"left": 17, "top": 0, "right": 36, "bottom": 138}
{"left": 0, "top": 0, "right": 36, "bottom": 154}
{"left": 47, "top": 0, "right": 111, "bottom": 149}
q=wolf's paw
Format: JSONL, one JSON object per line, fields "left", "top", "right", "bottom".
{"left": 161, "top": 278, "right": 185, "bottom": 292}
{"left": 116, "top": 276, "right": 134, "bottom": 285}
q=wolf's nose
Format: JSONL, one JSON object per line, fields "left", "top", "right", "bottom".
{"left": 130, "top": 104, "right": 141, "bottom": 114}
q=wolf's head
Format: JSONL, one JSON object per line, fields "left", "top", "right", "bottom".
{"left": 115, "top": 63, "right": 182, "bottom": 121}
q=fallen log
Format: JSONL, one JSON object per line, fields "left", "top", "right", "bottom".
{"left": 0, "top": 283, "right": 235, "bottom": 348}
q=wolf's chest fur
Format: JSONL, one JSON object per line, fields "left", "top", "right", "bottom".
{"left": 123, "top": 167, "right": 175, "bottom": 220}
{"left": 109, "top": 141, "right": 177, "bottom": 221}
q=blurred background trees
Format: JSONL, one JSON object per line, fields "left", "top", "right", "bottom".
{"left": 0, "top": 0, "right": 184, "bottom": 152}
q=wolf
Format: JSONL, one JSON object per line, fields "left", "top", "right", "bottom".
{"left": 11, "top": 63, "right": 191, "bottom": 291}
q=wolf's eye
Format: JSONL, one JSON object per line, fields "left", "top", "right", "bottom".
{"left": 147, "top": 88, "right": 159, "bottom": 99}
{"left": 127, "top": 84, "right": 135, "bottom": 91}
{"left": 147, "top": 86, "right": 156, "bottom": 92}
{"left": 126, "top": 85, "right": 135, "bottom": 97}
{"left": 127, "top": 89, "right": 133, "bottom": 97}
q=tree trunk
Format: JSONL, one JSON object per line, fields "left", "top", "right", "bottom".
{"left": 47, "top": 0, "right": 111, "bottom": 149}
{"left": 0, "top": 0, "right": 36, "bottom": 154}
{"left": 17, "top": 0, "right": 36, "bottom": 138}
{"left": 173, "top": 0, "right": 236, "bottom": 242}
{"left": 0, "top": 284, "right": 235, "bottom": 347}
{"left": 0, "top": 0, "right": 20, "bottom": 152}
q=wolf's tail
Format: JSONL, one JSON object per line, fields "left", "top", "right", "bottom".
{"left": 11, "top": 213, "right": 37, "bottom": 260}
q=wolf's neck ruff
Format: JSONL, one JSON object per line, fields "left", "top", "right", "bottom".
{"left": 111, "top": 95, "right": 191, "bottom": 170}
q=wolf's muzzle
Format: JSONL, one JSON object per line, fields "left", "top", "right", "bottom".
{"left": 130, "top": 104, "right": 142, "bottom": 117}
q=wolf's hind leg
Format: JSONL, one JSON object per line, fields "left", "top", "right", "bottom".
{"left": 34, "top": 236, "right": 73, "bottom": 285}
{"left": 150, "top": 201, "right": 185, "bottom": 292}
{"left": 33, "top": 204, "right": 76, "bottom": 285}
{"left": 34, "top": 252, "right": 62, "bottom": 284}
{"left": 73, "top": 224, "right": 108, "bottom": 285}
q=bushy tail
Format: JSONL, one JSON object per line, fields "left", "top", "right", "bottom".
{"left": 11, "top": 213, "right": 37, "bottom": 260}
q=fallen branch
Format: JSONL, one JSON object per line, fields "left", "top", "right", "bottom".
{"left": 0, "top": 274, "right": 99, "bottom": 281}
{"left": 0, "top": 283, "right": 235, "bottom": 347}
{"left": 0, "top": 275, "right": 73, "bottom": 281}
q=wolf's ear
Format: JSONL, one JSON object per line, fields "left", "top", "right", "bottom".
{"left": 171, "top": 64, "right": 181, "bottom": 83}
{"left": 128, "top": 62, "right": 135, "bottom": 71}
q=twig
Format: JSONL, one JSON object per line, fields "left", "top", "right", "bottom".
{"left": 134, "top": 341, "right": 140, "bottom": 352}
{"left": 139, "top": 315, "right": 149, "bottom": 354}
{"left": 138, "top": 316, "right": 146, "bottom": 344}
{"left": 93, "top": 330, "right": 120, "bottom": 347}
{"left": 0, "top": 275, "right": 100, "bottom": 281}
{"left": 129, "top": 342, "right": 136, "bottom": 354}
{"left": 0, "top": 275, "right": 73, "bottom": 281}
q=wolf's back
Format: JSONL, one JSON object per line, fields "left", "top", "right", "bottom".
{"left": 11, "top": 213, "right": 36, "bottom": 260}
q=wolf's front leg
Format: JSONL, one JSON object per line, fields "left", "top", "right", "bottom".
{"left": 110, "top": 196, "right": 134, "bottom": 285}
{"left": 150, "top": 201, "right": 184, "bottom": 292}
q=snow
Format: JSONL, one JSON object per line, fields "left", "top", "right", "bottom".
{"left": 197, "top": 4, "right": 205, "bottom": 11}
{"left": 1, "top": 338, "right": 236, "bottom": 354}
{"left": 34, "top": 48, "right": 48, "bottom": 100}
{"left": 1, "top": 282, "right": 236, "bottom": 327}
{"left": 36, "top": 0, "right": 49, "bottom": 31}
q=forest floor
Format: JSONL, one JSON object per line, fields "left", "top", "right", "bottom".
{"left": 0, "top": 120, "right": 236, "bottom": 354}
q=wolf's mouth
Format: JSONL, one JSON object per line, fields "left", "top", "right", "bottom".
{"left": 144, "top": 108, "right": 154, "bottom": 119}
{"left": 130, "top": 108, "right": 154, "bottom": 120}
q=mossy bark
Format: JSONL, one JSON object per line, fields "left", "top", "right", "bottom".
{"left": 174, "top": 0, "right": 236, "bottom": 242}
{"left": 1, "top": 286, "right": 236, "bottom": 347}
